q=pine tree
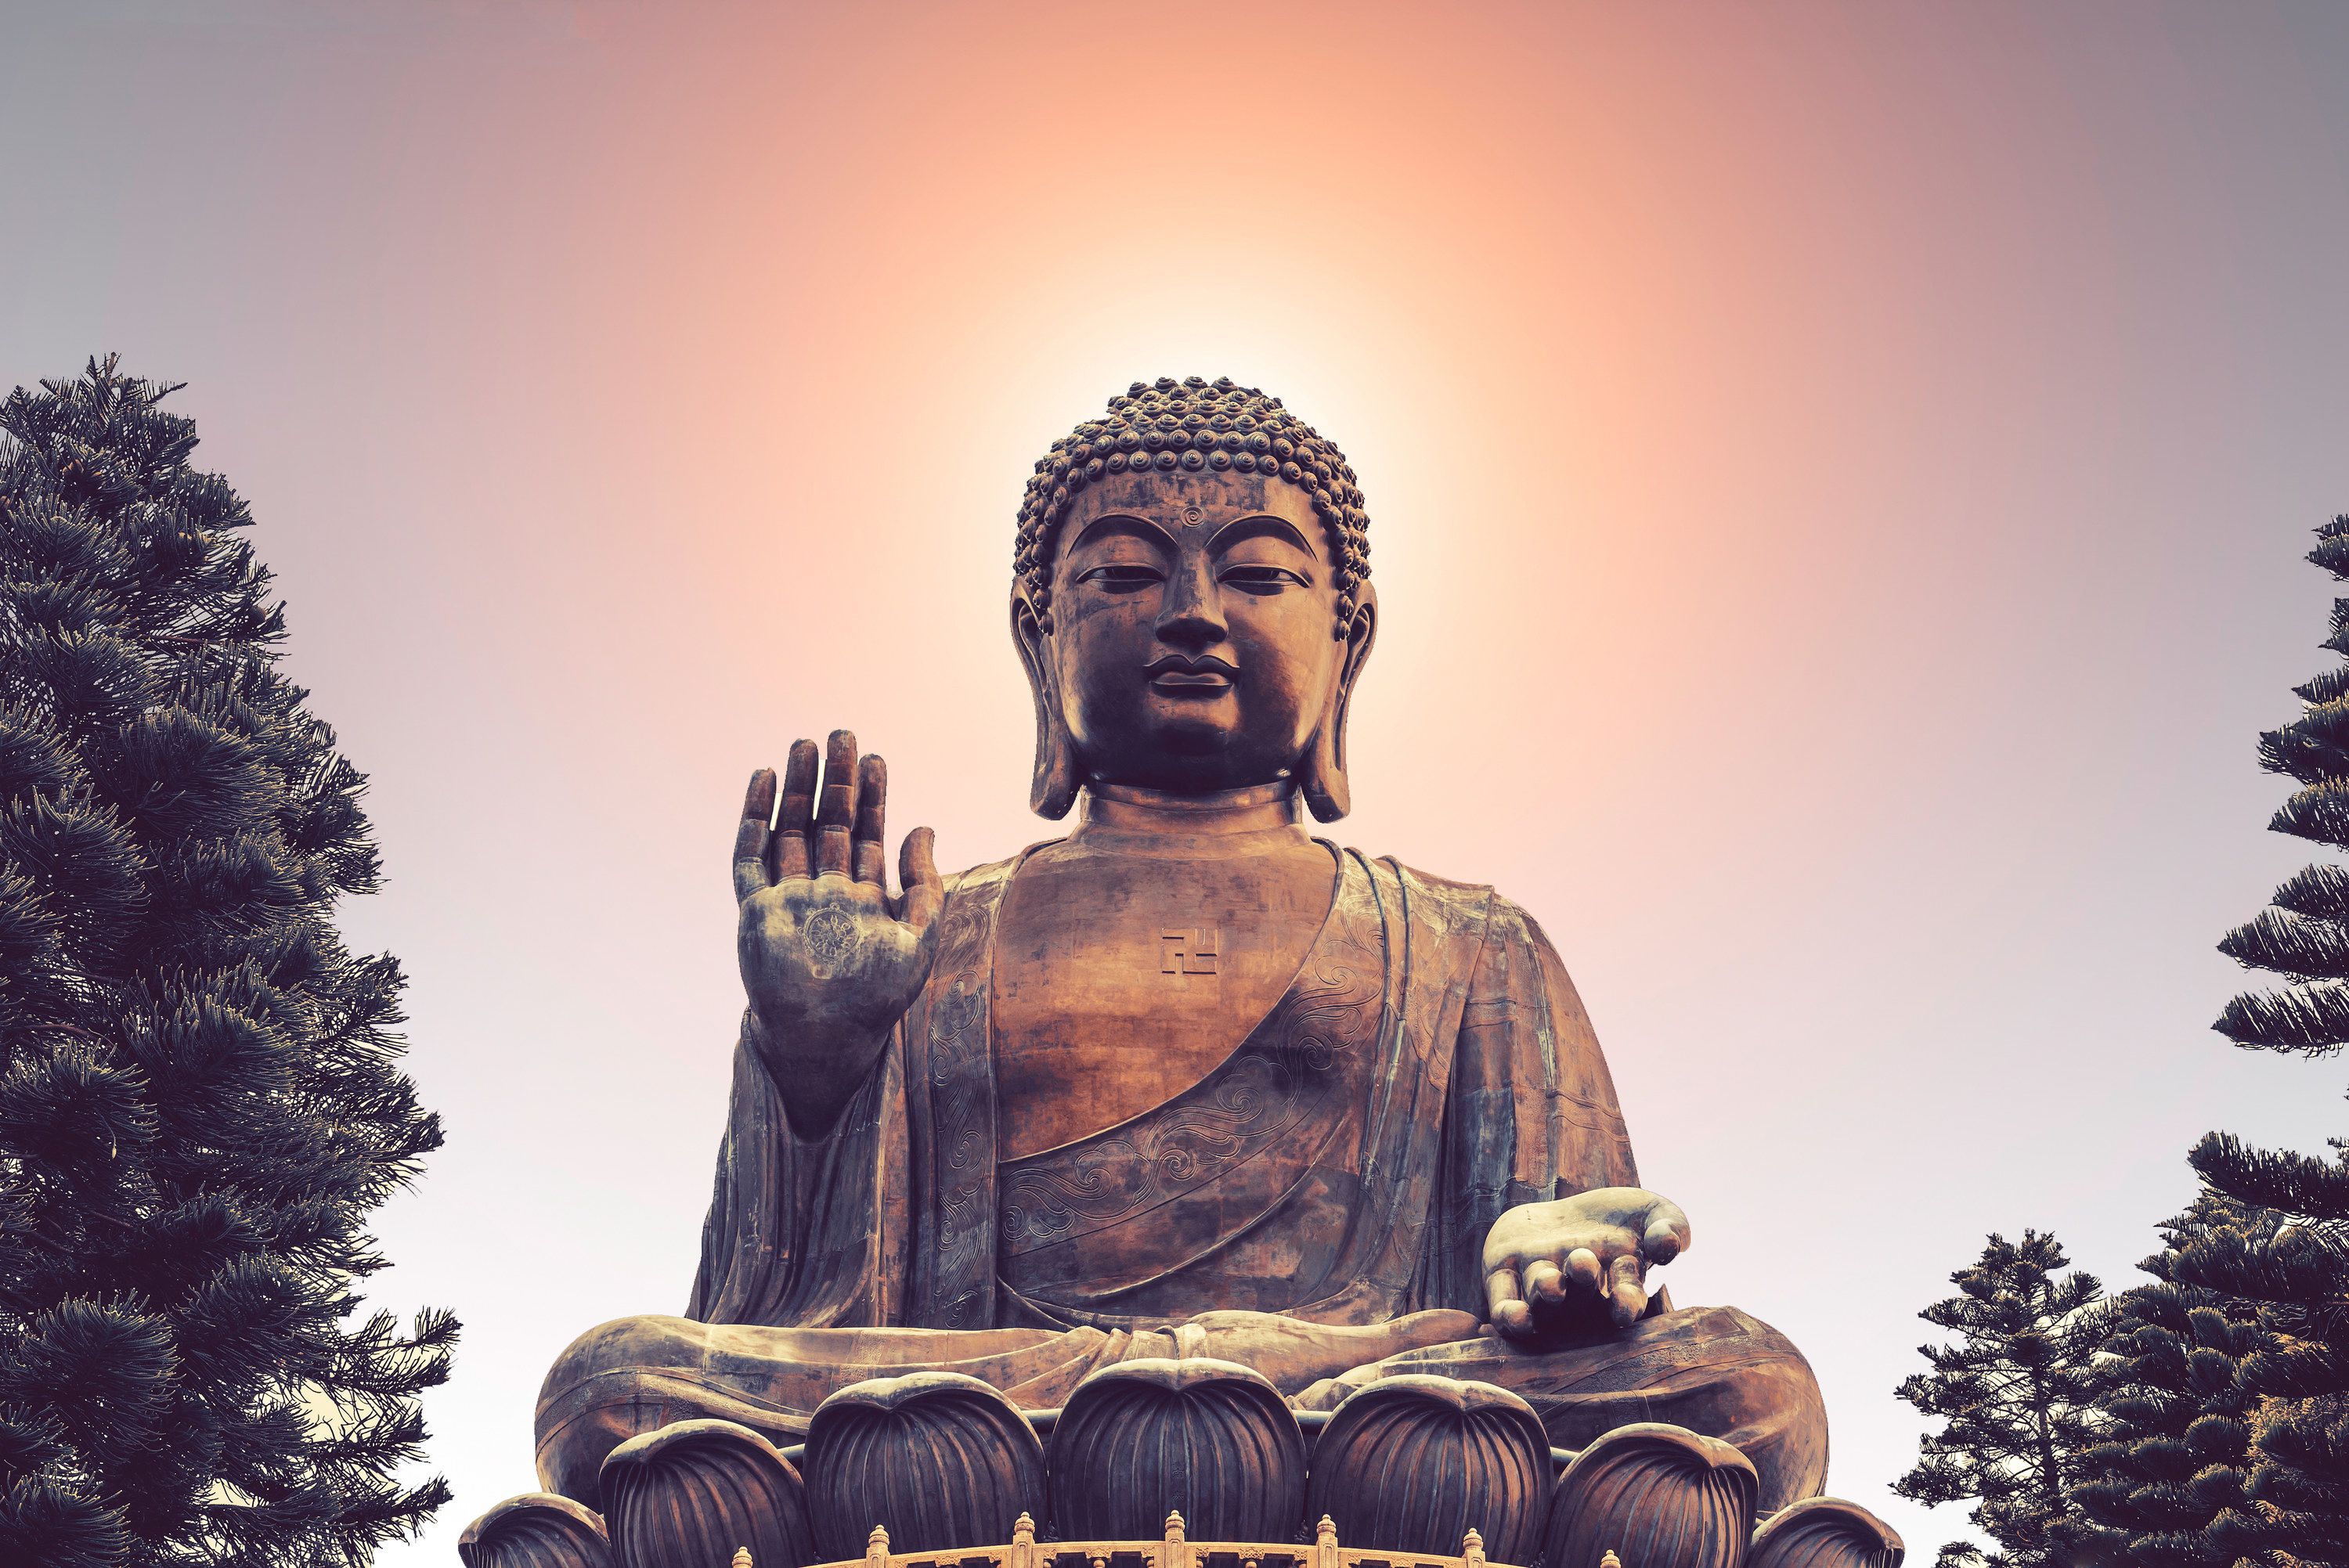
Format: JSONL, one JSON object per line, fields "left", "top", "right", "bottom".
{"left": 2062, "top": 1188, "right": 2277, "bottom": 1566}
{"left": 0, "top": 357, "right": 456, "bottom": 1566}
{"left": 2215, "top": 513, "right": 2349, "bottom": 1075}
{"left": 2160, "top": 507, "right": 2349, "bottom": 1566}
{"left": 1894, "top": 1231, "right": 2111, "bottom": 1567}
{"left": 2065, "top": 1140, "right": 2349, "bottom": 1568}
{"left": 2175, "top": 1132, "right": 2349, "bottom": 1564}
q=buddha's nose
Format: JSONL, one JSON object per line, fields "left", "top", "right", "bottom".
{"left": 1156, "top": 558, "right": 1228, "bottom": 652}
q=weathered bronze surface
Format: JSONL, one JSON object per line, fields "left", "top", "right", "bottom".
{"left": 522, "top": 377, "right": 1843, "bottom": 1557}
{"left": 1747, "top": 1497, "right": 1907, "bottom": 1568}
{"left": 457, "top": 1493, "right": 612, "bottom": 1568}
{"left": 801, "top": 1372, "right": 1042, "bottom": 1559}
{"left": 1541, "top": 1422, "right": 1759, "bottom": 1568}
{"left": 1303, "top": 1375, "right": 1551, "bottom": 1563}
{"left": 598, "top": 1419, "right": 813, "bottom": 1568}
{"left": 1044, "top": 1357, "right": 1304, "bottom": 1541}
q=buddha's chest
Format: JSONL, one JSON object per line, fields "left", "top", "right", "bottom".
{"left": 989, "top": 842, "right": 1335, "bottom": 1160}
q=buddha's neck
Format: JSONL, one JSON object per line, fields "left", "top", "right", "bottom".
{"left": 1066, "top": 780, "right": 1314, "bottom": 859}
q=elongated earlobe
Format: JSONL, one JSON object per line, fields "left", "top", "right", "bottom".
{"left": 1300, "top": 590, "right": 1377, "bottom": 823}
{"left": 1012, "top": 591, "right": 1081, "bottom": 820}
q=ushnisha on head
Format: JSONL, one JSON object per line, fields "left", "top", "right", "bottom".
{"left": 1011, "top": 377, "right": 1379, "bottom": 825}
{"left": 1015, "top": 376, "right": 1372, "bottom": 640}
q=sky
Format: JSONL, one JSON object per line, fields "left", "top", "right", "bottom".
{"left": 5, "top": 0, "right": 2348, "bottom": 1559}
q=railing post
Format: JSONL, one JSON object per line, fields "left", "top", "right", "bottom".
{"left": 1314, "top": 1515, "right": 1341, "bottom": 1568}
{"left": 1011, "top": 1512, "right": 1037, "bottom": 1568}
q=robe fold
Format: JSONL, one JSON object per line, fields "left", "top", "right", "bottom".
{"left": 537, "top": 844, "right": 1828, "bottom": 1512}
{"left": 685, "top": 845, "right": 1637, "bottom": 1333}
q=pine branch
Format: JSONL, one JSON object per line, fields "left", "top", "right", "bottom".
{"left": 2307, "top": 515, "right": 2349, "bottom": 582}
{"left": 2212, "top": 978, "right": 2349, "bottom": 1057}
{"left": 2189, "top": 1132, "right": 2349, "bottom": 1225}
{"left": 2220, "top": 907, "right": 2349, "bottom": 980}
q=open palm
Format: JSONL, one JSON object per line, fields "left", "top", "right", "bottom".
{"left": 732, "top": 729, "right": 941, "bottom": 1132}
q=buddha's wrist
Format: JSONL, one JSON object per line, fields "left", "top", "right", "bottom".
{"left": 742, "top": 1007, "right": 891, "bottom": 1123}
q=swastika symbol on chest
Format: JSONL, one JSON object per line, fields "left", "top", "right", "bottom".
{"left": 1159, "top": 927, "right": 1219, "bottom": 976}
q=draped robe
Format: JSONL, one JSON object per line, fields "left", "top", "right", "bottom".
{"left": 536, "top": 845, "right": 1828, "bottom": 1509}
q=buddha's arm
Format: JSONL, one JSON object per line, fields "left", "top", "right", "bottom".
{"left": 1423, "top": 896, "right": 1639, "bottom": 1306}
{"left": 685, "top": 1026, "right": 911, "bottom": 1328}
{"left": 1447, "top": 897, "right": 1689, "bottom": 1337}
{"left": 1507, "top": 899, "right": 1640, "bottom": 1191}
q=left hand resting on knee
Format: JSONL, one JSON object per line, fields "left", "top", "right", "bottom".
{"left": 1480, "top": 1188, "right": 1691, "bottom": 1340}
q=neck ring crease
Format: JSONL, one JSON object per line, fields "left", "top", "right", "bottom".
{"left": 1077, "top": 779, "right": 1304, "bottom": 838}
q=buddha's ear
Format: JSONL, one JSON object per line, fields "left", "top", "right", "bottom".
{"left": 1301, "top": 586, "right": 1377, "bottom": 823}
{"left": 1012, "top": 586, "right": 1081, "bottom": 820}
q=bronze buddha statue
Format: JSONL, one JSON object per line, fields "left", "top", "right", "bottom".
{"left": 530, "top": 376, "right": 1831, "bottom": 1537}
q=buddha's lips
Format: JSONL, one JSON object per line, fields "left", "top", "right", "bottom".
{"left": 1145, "top": 655, "right": 1237, "bottom": 691}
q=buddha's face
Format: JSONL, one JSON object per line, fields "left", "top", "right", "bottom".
{"left": 1029, "top": 467, "right": 1364, "bottom": 795}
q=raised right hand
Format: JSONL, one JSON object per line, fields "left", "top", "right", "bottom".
{"left": 733, "top": 730, "right": 943, "bottom": 1133}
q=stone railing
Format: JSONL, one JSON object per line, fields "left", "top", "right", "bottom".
{"left": 809, "top": 1509, "right": 1513, "bottom": 1568}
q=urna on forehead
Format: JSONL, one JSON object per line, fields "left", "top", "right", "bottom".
{"left": 1013, "top": 375, "right": 1372, "bottom": 639}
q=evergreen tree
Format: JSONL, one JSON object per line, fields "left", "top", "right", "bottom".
{"left": 2066, "top": 1140, "right": 2349, "bottom": 1567}
{"left": 2062, "top": 1187, "right": 2276, "bottom": 1566}
{"left": 1894, "top": 1231, "right": 2110, "bottom": 1567}
{"left": 2175, "top": 1132, "right": 2349, "bottom": 1564}
{"left": 2215, "top": 513, "right": 2349, "bottom": 1076}
{"left": 2147, "top": 507, "right": 2349, "bottom": 1565}
{"left": 0, "top": 357, "right": 456, "bottom": 1566}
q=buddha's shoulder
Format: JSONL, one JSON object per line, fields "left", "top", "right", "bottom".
{"left": 1335, "top": 851, "right": 1556, "bottom": 943}
{"left": 1370, "top": 856, "right": 1493, "bottom": 907}
{"left": 938, "top": 844, "right": 1061, "bottom": 898}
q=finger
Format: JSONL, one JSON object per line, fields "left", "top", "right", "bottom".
{"left": 774, "top": 740, "right": 819, "bottom": 881}
{"left": 1484, "top": 1267, "right": 1533, "bottom": 1339}
{"left": 1565, "top": 1247, "right": 1604, "bottom": 1297}
{"left": 817, "top": 731, "right": 859, "bottom": 826}
{"left": 895, "top": 826, "right": 944, "bottom": 928}
{"left": 1607, "top": 1253, "right": 1648, "bottom": 1327}
{"left": 733, "top": 769, "right": 776, "bottom": 902}
{"left": 853, "top": 755, "right": 888, "bottom": 886}
{"left": 817, "top": 730, "right": 858, "bottom": 877}
{"left": 1372, "top": 1308, "right": 1482, "bottom": 1356}
{"left": 1642, "top": 1202, "right": 1692, "bottom": 1266}
{"left": 1522, "top": 1258, "right": 1568, "bottom": 1309}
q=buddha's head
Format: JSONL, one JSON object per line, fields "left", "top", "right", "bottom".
{"left": 1012, "top": 376, "right": 1377, "bottom": 822}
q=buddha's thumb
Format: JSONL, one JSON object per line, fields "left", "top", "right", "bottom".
{"left": 1373, "top": 1308, "right": 1480, "bottom": 1356}
{"left": 1641, "top": 1212, "right": 1689, "bottom": 1263}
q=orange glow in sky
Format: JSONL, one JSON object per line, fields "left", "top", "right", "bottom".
{"left": 6, "top": 2, "right": 2348, "bottom": 1559}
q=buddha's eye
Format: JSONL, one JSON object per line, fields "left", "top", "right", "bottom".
{"left": 1218, "top": 565, "right": 1310, "bottom": 595}
{"left": 1075, "top": 563, "right": 1163, "bottom": 592}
